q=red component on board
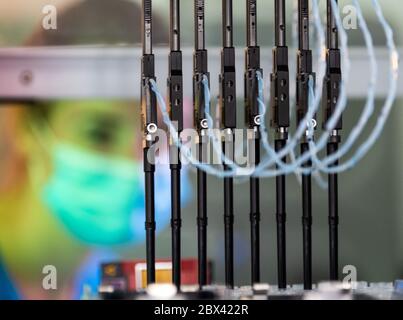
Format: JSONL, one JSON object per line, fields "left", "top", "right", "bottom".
{"left": 101, "top": 258, "right": 213, "bottom": 291}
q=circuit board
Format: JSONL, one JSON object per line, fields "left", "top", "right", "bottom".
{"left": 98, "top": 281, "right": 403, "bottom": 300}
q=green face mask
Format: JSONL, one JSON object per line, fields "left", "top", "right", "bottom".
{"left": 42, "top": 143, "right": 147, "bottom": 245}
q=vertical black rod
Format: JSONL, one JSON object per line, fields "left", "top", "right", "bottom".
{"left": 275, "top": 0, "right": 286, "bottom": 46}
{"left": 221, "top": 0, "right": 236, "bottom": 289}
{"left": 195, "top": 0, "right": 205, "bottom": 51}
{"left": 328, "top": 143, "right": 339, "bottom": 280}
{"left": 197, "top": 142, "right": 208, "bottom": 287}
{"left": 328, "top": 0, "right": 340, "bottom": 282}
{"left": 296, "top": 0, "right": 315, "bottom": 290}
{"left": 223, "top": 140, "right": 235, "bottom": 288}
{"left": 298, "top": 0, "right": 309, "bottom": 51}
{"left": 271, "top": 0, "right": 290, "bottom": 290}
{"left": 194, "top": 0, "right": 209, "bottom": 288}
{"left": 142, "top": 0, "right": 152, "bottom": 55}
{"left": 144, "top": 150, "right": 156, "bottom": 285}
{"left": 246, "top": 0, "right": 261, "bottom": 285}
{"left": 246, "top": 0, "right": 257, "bottom": 47}
{"left": 327, "top": 0, "right": 339, "bottom": 50}
{"left": 323, "top": 0, "right": 341, "bottom": 282}
{"left": 171, "top": 168, "right": 181, "bottom": 288}
{"left": 170, "top": 0, "right": 180, "bottom": 51}
{"left": 301, "top": 143, "right": 312, "bottom": 290}
{"left": 141, "top": 0, "right": 157, "bottom": 286}
{"left": 168, "top": 0, "right": 183, "bottom": 289}
{"left": 223, "top": 0, "right": 233, "bottom": 47}
{"left": 250, "top": 134, "right": 260, "bottom": 284}
{"left": 224, "top": 150, "right": 234, "bottom": 288}
{"left": 275, "top": 139, "right": 287, "bottom": 289}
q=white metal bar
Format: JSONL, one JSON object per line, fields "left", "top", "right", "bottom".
{"left": 0, "top": 46, "right": 400, "bottom": 100}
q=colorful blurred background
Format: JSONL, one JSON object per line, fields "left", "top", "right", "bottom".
{"left": 0, "top": 0, "right": 402, "bottom": 299}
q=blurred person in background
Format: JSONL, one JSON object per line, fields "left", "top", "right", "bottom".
{"left": 0, "top": 0, "right": 191, "bottom": 299}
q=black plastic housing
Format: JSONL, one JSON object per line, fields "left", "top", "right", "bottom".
{"left": 296, "top": 49, "right": 316, "bottom": 125}
{"left": 193, "top": 49, "right": 210, "bottom": 131}
{"left": 245, "top": 46, "right": 262, "bottom": 128}
{"left": 322, "top": 48, "right": 342, "bottom": 130}
{"left": 141, "top": 54, "right": 157, "bottom": 136}
{"left": 220, "top": 47, "right": 237, "bottom": 129}
{"left": 168, "top": 50, "right": 183, "bottom": 132}
{"left": 270, "top": 46, "right": 290, "bottom": 129}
